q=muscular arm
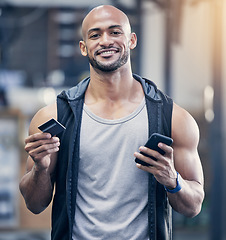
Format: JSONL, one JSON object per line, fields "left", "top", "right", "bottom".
{"left": 19, "top": 103, "right": 59, "bottom": 214}
{"left": 166, "top": 104, "right": 204, "bottom": 217}
{"left": 134, "top": 103, "right": 204, "bottom": 217}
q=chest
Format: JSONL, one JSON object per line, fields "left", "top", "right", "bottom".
{"left": 84, "top": 99, "right": 145, "bottom": 120}
{"left": 79, "top": 101, "right": 149, "bottom": 183}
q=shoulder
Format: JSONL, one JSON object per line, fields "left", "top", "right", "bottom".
{"left": 29, "top": 103, "right": 57, "bottom": 135}
{"left": 172, "top": 103, "right": 199, "bottom": 148}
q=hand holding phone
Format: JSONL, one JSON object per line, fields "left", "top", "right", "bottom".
{"left": 135, "top": 133, "right": 173, "bottom": 166}
{"left": 38, "top": 118, "right": 66, "bottom": 137}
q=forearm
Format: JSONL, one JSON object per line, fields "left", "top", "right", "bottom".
{"left": 167, "top": 178, "right": 204, "bottom": 218}
{"left": 19, "top": 165, "right": 54, "bottom": 214}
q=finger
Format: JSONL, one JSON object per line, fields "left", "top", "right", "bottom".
{"left": 158, "top": 143, "right": 173, "bottom": 155}
{"left": 25, "top": 133, "right": 52, "bottom": 143}
{"left": 25, "top": 137, "right": 60, "bottom": 153}
{"left": 28, "top": 143, "right": 60, "bottom": 161}
{"left": 29, "top": 141, "right": 60, "bottom": 155}
{"left": 134, "top": 151, "right": 158, "bottom": 166}
{"left": 136, "top": 163, "right": 155, "bottom": 174}
{"left": 138, "top": 146, "right": 155, "bottom": 158}
{"left": 138, "top": 146, "right": 164, "bottom": 162}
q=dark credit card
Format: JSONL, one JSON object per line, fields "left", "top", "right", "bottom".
{"left": 38, "top": 118, "right": 66, "bottom": 136}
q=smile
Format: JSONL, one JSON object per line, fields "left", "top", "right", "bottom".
{"left": 101, "top": 51, "right": 115, "bottom": 55}
{"left": 96, "top": 48, "right": 120, "bottom": 56}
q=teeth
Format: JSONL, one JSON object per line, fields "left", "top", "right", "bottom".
{"left": 101, "top": 51, "right": 115, "bottom": 55}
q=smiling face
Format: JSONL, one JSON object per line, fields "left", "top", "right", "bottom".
{"left": 79, "top": 5, "right": 137, "bottom": 73}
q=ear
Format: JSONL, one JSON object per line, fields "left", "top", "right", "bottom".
{"left": 79, "top": 40, "right": 88, "bottom": 56}
{"left": 129, "top": 32, "right": 137, "bottom": 50}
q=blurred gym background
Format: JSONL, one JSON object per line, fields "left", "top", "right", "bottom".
{"left": 0, "top": 0, "right": 225, "bottom": 239}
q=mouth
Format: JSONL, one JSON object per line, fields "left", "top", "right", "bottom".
{"left": 95, "top": 48, "right": 120, "bottom": 57}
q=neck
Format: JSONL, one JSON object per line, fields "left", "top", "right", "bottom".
{"left": 87, "top": 64, "right": 135, "bottom": 102}
{"left": 84, "top": 64, "right": 144, "bottom": 119}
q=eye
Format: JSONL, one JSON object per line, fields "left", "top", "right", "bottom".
{"left": 111, "top": 31, "right": 122, "bottom": 36}
{"left": 89, "top": 33, "right": 100, "bottom": 39}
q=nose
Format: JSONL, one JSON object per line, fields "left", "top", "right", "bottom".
{"left": 99, "top": 32, "right": 114, "bottom": 47}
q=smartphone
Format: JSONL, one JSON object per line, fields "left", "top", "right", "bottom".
{"left": 38, "top": 118, "right": 66, "bottom": 137}
{"left": 135, "top": 133, "right": 173, "bottom": 166}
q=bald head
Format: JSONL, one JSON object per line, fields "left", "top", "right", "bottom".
{"left": 81, "top": 5, "right": 132, "bottom": 40}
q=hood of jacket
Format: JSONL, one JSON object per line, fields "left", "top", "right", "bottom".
{"left": 57, "top": 74, "right": 163, "bottom": 102}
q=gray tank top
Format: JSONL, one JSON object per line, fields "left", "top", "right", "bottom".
{"left": 73, "top": 98, "right": 149, "bottom": 240}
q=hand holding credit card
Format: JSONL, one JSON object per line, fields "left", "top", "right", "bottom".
{"left": 38, "top": 118, "right": 66, "bottom": 136}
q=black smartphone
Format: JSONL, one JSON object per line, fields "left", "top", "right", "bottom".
{"left": 38, "top": 118, "right": 66, "bottom": 137}
{"left": 135, "top": 133, "right": 173, "bottom": 166}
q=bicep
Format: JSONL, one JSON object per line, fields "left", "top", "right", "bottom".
{"left": 25, "top": 103, "right": 58, "bottom": 174}
{"left": 28, "top": 103, "right": 57, "bottom": 136}
{"left": 172, "top": 104, "right": 204, "bottom": 185}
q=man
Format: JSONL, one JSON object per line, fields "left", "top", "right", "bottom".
{"left": 20, "top": 5, "right": 204, "bottom": 240}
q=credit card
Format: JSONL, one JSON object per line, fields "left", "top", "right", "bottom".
{"left": 38, "top": 118, "right": 66, "bottom": 136}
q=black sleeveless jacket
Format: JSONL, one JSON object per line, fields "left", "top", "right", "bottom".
{"left": 52, "top": 74, "right": 173, "bottom": 240}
